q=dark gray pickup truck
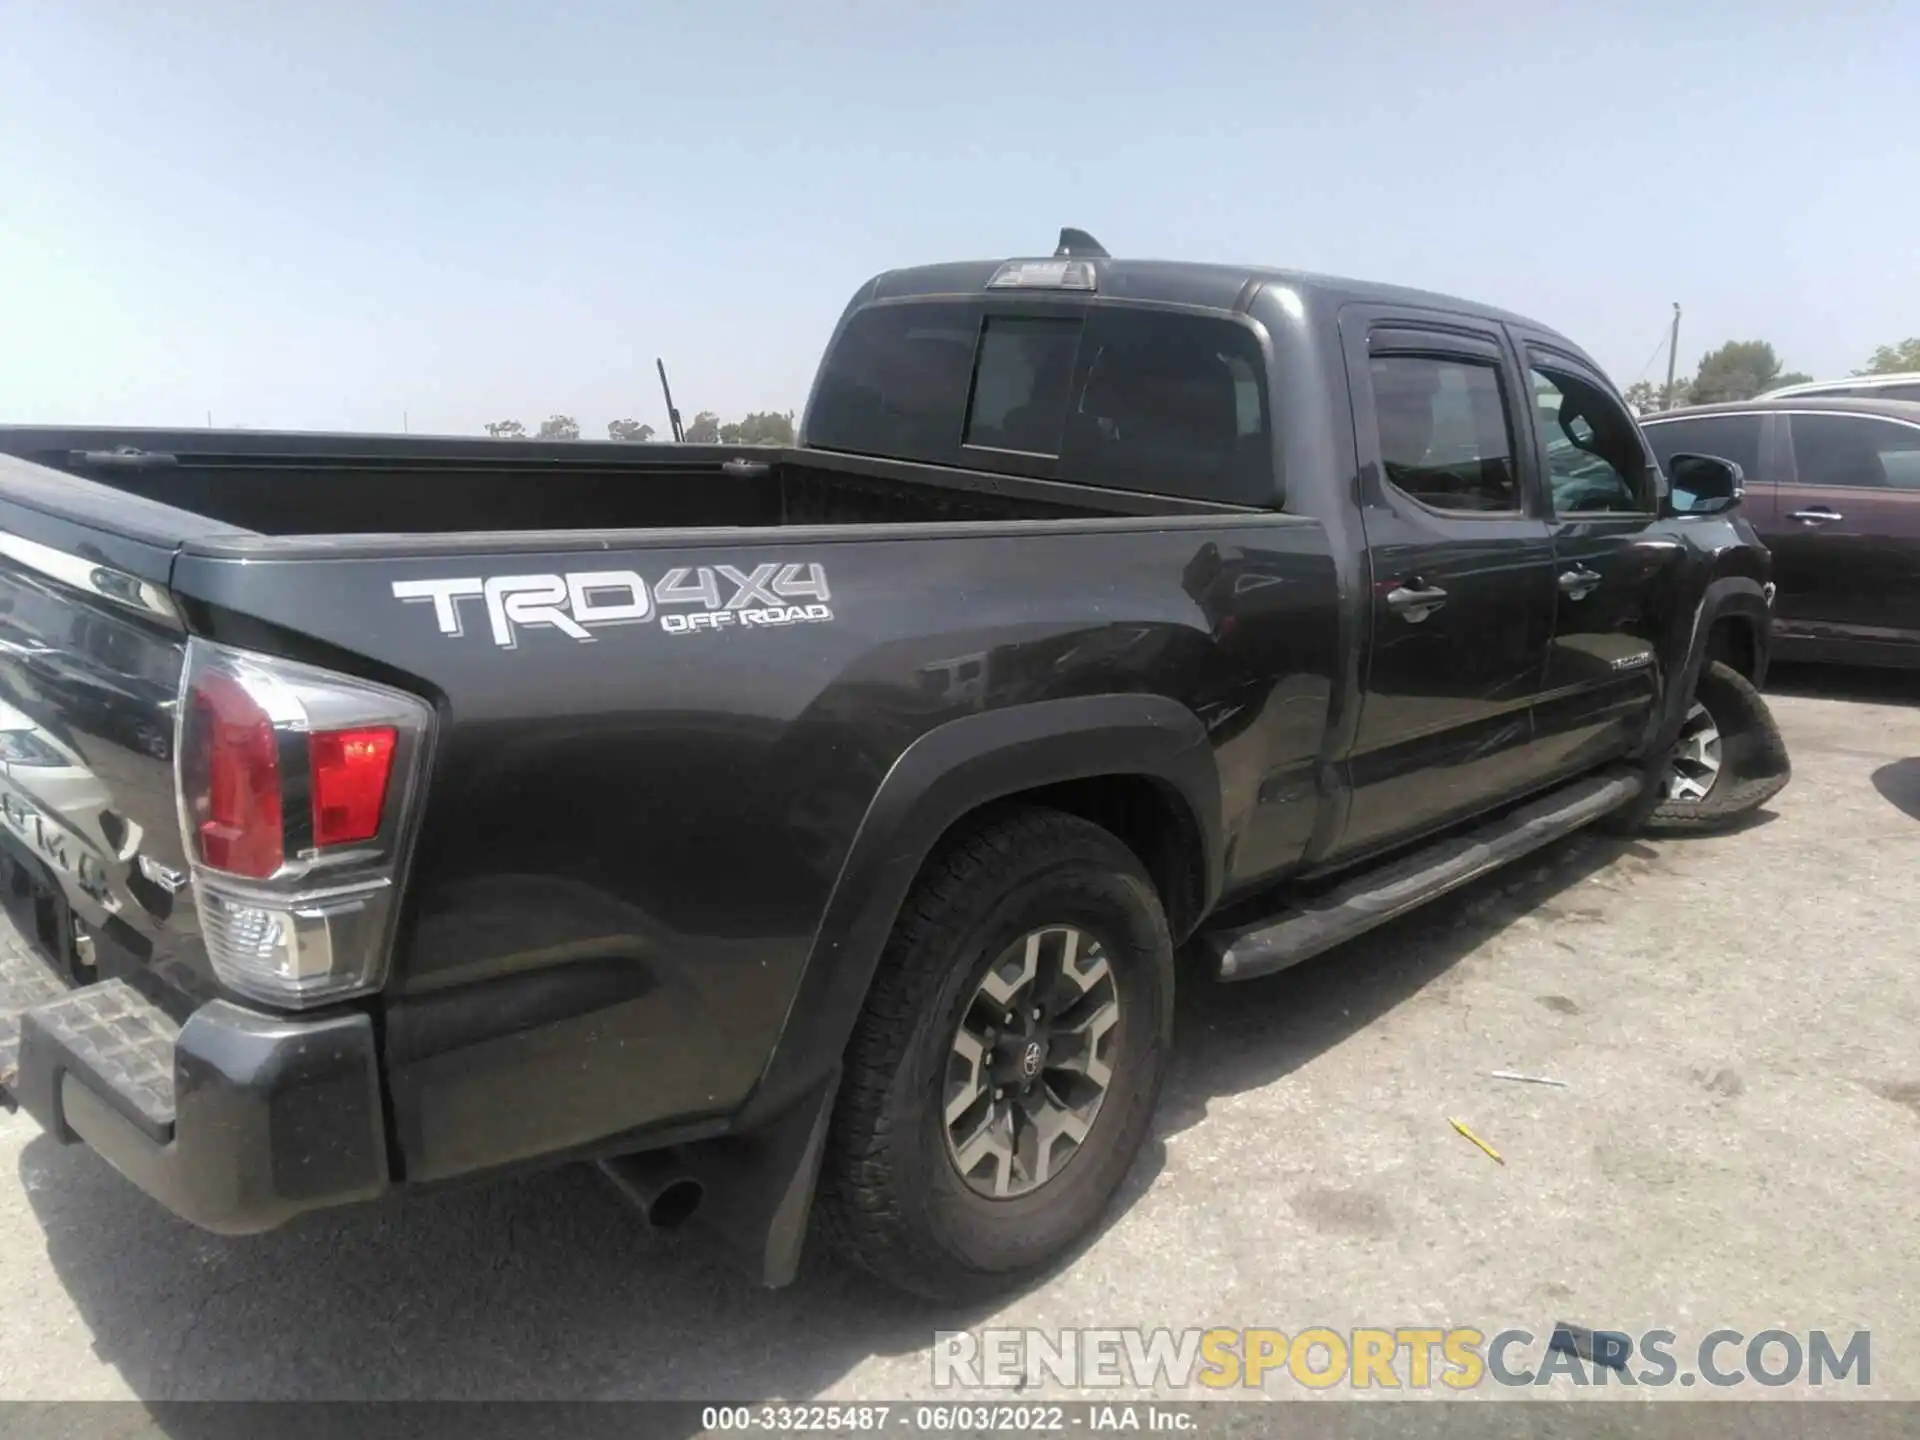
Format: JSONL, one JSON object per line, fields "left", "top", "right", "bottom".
{"left": 0, "top": 230, "right": 1787, "bottom": 1300}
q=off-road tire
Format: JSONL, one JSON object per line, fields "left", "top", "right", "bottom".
{"left": 1642, "top": 659, "right": 1790, "bottom": 831}
{"left": 814, "top": 807, "right": 1174, "bottom": 1302}
{"left": 1606, "top": 660, "right": 1792, "bottom": 836}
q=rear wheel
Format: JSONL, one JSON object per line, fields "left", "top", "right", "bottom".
{"left": 815, "top": 807, "right": 1173, "bottom": 1301}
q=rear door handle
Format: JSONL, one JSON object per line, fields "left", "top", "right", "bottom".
{"left": 1558, "top": 567, "right": 1603, "bottom": 600}
{"left": 1386, "top": 584, "right": 1448, "bottom": 622}
{"left": 1791, "top": 508, "right": 1842, "bottom": 524}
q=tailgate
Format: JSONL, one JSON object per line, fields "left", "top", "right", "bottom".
{"left": 0, "top": 511, "right": 203, "bottom": 1087}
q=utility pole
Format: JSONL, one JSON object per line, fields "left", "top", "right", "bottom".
{"left": 1662, "top": 303, "right": 1682, "bottom": 411}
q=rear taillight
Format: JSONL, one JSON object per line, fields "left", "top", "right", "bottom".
{"left": 310, "top": 727, "right": 397, "bottom": 847}
{"left": 176, "top": 639, "right": 433, "bottom": 1008}
{"left": 191, "top": 669, "right": 285, "bottom": 878}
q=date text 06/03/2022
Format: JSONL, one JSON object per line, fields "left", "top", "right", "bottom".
{"left": 698, "top": 1404, "right": 1196, "bottom": 1433}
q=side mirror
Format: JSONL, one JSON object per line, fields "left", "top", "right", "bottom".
{"left": 1665, "top": 453, "right": 1745, "bottom": 516}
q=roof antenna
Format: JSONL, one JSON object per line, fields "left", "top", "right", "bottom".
{"left": 1055, "top": 227, "right": 1109, "bottom": 259}
{"left": 656, "top": 358, "right": 684, "bottom": 444}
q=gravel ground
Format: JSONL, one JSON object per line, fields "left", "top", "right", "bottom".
{"left": 0, "top": 664, "right": 1915, "bottom": 1414}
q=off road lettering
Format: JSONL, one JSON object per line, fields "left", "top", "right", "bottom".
{"left": 394, "top": 562, "right": 833, "bottom": 647}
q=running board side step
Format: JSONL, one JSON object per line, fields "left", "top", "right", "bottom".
{"left": 1199, "top": 767, "right": 1644, "bottom": 982}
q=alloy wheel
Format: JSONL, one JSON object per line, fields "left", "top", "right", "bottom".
{"left": 942, "top": 925, "right": 1121, "bottom": 1199}
{"left": 1661, "top": 700, "right": 1723, "bottom": 802}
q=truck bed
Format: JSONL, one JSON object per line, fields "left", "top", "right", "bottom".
{"left": 0, "top": 427, "right": 1229, "bottom": 539}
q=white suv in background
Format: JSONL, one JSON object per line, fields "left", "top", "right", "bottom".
{"left": 1762, "top": 372, "right": 1920, "bottom": 403}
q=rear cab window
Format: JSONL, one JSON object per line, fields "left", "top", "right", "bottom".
{"left": 963, "top": 317, "right": 1079, "bottom": 455}
{"left": 806, "top": 298, "right": 1276, "bottom": 506}
{"left": 803, "top": 302, "right": 980, "bottom": 463}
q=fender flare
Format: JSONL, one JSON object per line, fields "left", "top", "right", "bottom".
{"left": 737, "top": 693, "right": 1221, "bottom": 1128}
{"left": 1637, "top": 575, "right": 1772, "bottom": 762}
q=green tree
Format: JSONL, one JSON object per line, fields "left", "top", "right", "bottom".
{"left": 1856, "top": 338, "right": 1920, "bottom": 375}
{"left": 734, "top": 409, "right": 796, "bottom": 445}
{"left": 1687, "top": 341, "right": 1809, "bottom": 405}
{"left": 713, "top": 410, "right": 798, "bottom": 445}
{"left": 536, "top": 414, "right": 581, "bottom": 440}
{"left": 1625, "top": 380, "right": 1664, "bottom": 413}
{"left": 683, "top": 410, "right": 721, "bottom": 443}
{"left": 1622, "top": 378, "right": 1696, "bottom": 414}
{"left": 607, "top": 418, "right": 655, "bottom": 442}
{"left": 484, "top": 419, "right": 526, "bottom": 439}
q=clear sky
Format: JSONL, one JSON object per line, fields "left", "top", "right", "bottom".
{"left": 3, "top": 0, "right": 1915, "bottom": 439}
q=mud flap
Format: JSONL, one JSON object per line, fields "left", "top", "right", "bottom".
{"left": 691, "top": 1065, "right": 840, "bottom": 1288}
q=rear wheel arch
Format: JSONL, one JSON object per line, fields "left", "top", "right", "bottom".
{"left": 1007, "top": 773, "right": 1207, "bottom": 940}
{"left": 737, "top": 695, "right": 1219, "bottom": 1129}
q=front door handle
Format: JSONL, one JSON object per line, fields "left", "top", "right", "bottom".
{"left": 1386, "top": 584, "right": 1448, "bottom": 622}
{"left": 1791, "top": 508, "right": 1843, "bottom": 525}
{"left": 1558, "top": 567, "right": 1603, "bottom": 600}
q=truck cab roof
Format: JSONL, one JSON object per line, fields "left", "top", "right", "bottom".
{"left": 856, "top": 247, "right": 1564, "bottom": 343}
{"left": 804, "top": 232, "right": 1613, "bottom": 503}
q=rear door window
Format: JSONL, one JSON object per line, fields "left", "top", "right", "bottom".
{"left": 1368, "top": 354, "right": 1520, "bottom": 513}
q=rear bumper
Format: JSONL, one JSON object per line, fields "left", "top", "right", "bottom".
{"left": 7, "top": 979, "right": 389, "bottom": 1233}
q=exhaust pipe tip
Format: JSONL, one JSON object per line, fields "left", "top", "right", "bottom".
{"left": 599, "top": 1152, "right": 706, "bottom": 1230}
{"left": 646, "top": 1176, "right": 704, "bottom": 1230}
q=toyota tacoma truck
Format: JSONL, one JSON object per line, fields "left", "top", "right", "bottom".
{"left": 0, "top": 230, "right": 1789, "bottom": 1301}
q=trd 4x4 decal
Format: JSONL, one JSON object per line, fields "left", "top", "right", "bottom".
{"left": 392, "top": 562, "right": 832, "bottom": 648}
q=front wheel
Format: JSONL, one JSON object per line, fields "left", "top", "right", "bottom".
{"left": 814, "top": 807, "right": 1174, "bottom": 1301}
{"left": 1639, "top": 659, "right": 1792, "bottom": 833}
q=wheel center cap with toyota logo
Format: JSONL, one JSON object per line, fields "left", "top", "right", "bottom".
{"left": 1020, "top": 1041, "right": 1045, "bottom": 1080}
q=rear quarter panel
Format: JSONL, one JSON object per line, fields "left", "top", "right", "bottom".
{"left": 172, "top": 517, "right": 1339, "bottom": 1183}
